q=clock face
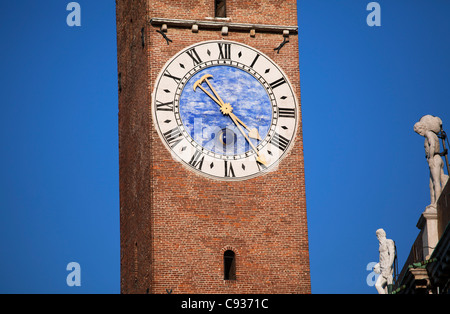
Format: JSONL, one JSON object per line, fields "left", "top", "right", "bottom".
{"left": 152, "top": 40, "right": 298, "bottom": 181}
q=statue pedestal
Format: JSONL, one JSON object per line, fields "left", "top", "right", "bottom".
{"left": 417, "top": 205, "right": 439, "bottom": 259}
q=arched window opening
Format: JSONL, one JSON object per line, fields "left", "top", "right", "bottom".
{"left": 215, "top": 0, "right": 226, "bottom": 18}
{"left": 224, "top": 250, "right": 236, "bottom": 280}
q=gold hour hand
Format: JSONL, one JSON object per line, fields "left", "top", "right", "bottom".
{"left": 193, "top": 74, "right": 266, "bottom": 164}
{"left": 193, "top": 74, "right": 262, "bottom": 141}
{"left": 229, "top": 113, "right": 261, "bottom": 141}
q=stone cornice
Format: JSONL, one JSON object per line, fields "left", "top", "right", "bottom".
{"left": 150, "top": 17, "right": 298, "bottom": 35}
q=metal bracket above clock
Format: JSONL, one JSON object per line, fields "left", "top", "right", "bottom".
{"left": 149, "top": 17, "right": 298, "bottom": 36}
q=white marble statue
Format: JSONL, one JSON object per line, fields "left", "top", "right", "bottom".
{"left": 414, "top": 115, "right": 449, "bottom": 207}
{"left": 373, "top": 229, "right": 395, "bottom": 294}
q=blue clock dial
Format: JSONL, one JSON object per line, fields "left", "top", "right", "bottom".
{"left": 179, "top": 65, "right": 272, "bottom": 156}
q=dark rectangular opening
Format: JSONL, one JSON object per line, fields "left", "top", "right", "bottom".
{"left": 224, "top": 250, "right": 236, "bottom": 280}
{"left": 215, "top": 0, "right": 226, "bottom": 18}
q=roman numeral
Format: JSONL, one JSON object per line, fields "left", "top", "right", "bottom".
{"left": 156, "top": 100, "right": 174, "bottom": 112}
{"left": 218, "top": 43, "right": 231, "bottom": 59}
{"left": 270, "top": 77, "right": 287, "bottom": 89}
{"left": 186, "top": 48, "right": 202, "bottom": 66}
{"left": 278, "top": 108, "right": 295, "bottom": 118}
{"left": 189, "top": 150, "right": 205, "bottom": 170}
{"left": 271, "top": 132, "right": 290, "bottom": 152}
{"left": 163, "top": 127, "right": 183, "bottom": 148}
{"left": 224, "top": 161, "right": 236, "bottom": 178}
{"left": 163, "top": 71, "right": 181, "bottom": 84}
{"left": 250, "top": 54, "right": 260, "bottom": 68}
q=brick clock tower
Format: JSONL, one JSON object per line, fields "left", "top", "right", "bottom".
{"left": 116, "top": 0, "right": 310, "bottom": 294}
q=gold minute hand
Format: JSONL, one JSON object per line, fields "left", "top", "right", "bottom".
{"left": 228, "top": 113, "right": 267, "bottom": 166}
{"left": 193, "top": 75, "right": 223, "bottom": 107}
{"left": 193, "top": 75, "right": 267, "bottom": 165}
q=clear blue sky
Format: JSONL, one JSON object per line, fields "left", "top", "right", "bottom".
{"left": 0, "top": 0, "right": 449, "bottom": 294}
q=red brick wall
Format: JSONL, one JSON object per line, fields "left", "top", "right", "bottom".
{"left": 146, "top": 0, "right": 297, "bottom": 25}
{"left": 117, "top": 0, "right": 310, "bottom": 294}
